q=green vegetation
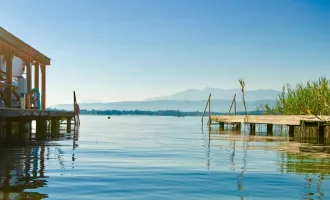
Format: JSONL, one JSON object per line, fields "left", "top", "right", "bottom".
{"left": 258, "top": 77, "right": 330, "bottom": 115}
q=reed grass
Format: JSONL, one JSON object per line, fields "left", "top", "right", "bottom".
{"left": 259, "top": 77, "right": 330, "bottom": 116}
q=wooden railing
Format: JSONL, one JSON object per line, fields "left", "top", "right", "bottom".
{"left": 0, "top": 82, "right": 21, "bottom": 107}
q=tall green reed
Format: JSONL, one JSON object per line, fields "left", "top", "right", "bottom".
{"left": 259, "top": 77, "right": 330, "bottom": 116}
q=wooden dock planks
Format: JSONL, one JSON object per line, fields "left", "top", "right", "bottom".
{"left": 0, "top": 107, "right": 74, "bottom": 120}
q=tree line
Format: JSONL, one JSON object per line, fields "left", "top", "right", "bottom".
{"left": 47, "top": 108, "right": 264, "bottom": 116}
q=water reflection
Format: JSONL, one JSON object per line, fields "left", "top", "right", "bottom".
{"left": 0, "top": 127, "right": 79, "bottom": 199}
{"left": 206, "top": 131, "right": 330, "bottom": 200}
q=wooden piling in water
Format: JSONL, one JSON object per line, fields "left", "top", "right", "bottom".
{"left": 289, "top": 125, "right": 295, "bottom": 137}
{"left": 250, "top": 123, "right": 256, "bottom": 135}
{"left": 267, "top": 124, "right": 273, "bottom": 136}
{"left": 5, "top": 120, "right": 13, "bottom": 139}
{"left": 18, "top": 120, "right": 31, "bottom": 142}
{"left": 219, "top": 122, "right": 225, "bottom": 131}
{"left": 67, "top": 117, "right": 72, "bottom": 133}
{"left": 318, "top": 125, "right": 325, "bottom": 143}
{"left": 235, "top": 122, "right": 241, "bottom": 131}
{"left": 36, "top": 119, "right": 47, "bottom": 140}
{"left": 51, "top": 120, "right": 60, "bottom": 134}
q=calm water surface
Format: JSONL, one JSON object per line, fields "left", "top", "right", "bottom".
{"left": 1, "top": 115, "right": 330, "bottom": 199}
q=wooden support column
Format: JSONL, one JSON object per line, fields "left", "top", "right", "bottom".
{"left": 267, "top": 124, "right": 273, "bottom": 136}
{"left": 236, "top": 122, "right": 241, "bottom": 131}
{"left": 18, "top": 120, "right": 31, "bottom": 142}
{"left": 36, "top": 119, "right": 47, "bottom": 140}
{"left": 5, "top": 49, "right": 13, "bottom": 108}
{"left": 26, "top": 61, "right": 32, "bottom": 92}
{"left": 318, "top": 125, "right": 325, "bottom": 144}
{"left": 34, "top": 62, "right": 39, "bottom": 90}
{"left": 5, "top": 120, "right": 12, "bottom": 139}
{"left": 219, "top": 122, "right": 225, "bottom": 131}
{"left": 288, "top": 125, "right": 295, "bottom": 138}
{"left": 250, "top": 123, "right": 256, "bottom": 135}
{"left": 51, "top": 120, "right": 59, "bottom": 134}
{"left": 40, "top": 64, "right": 46, "bottom": 110}
{"left": 67, "top": 117, "right": 72, "bottom": 133}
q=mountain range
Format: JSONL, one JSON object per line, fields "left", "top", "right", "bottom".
{"left": 145, "top": 88, "right": 279, "bottom": 101}
{"left": 50, "top": 88, "right": 279, "bottom": 112}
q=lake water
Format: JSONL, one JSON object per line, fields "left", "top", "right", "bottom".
{"left": 1, "top": 115, "right": 330, "bottom": 199}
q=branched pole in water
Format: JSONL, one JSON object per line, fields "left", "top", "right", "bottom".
{"left": 239, "top": 79, "right": 248, "bottom": 122}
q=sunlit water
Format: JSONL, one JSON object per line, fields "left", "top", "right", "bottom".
{"left": 1, "top": 115, "right": 330, "bottom": 199}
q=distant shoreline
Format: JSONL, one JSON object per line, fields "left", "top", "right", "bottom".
{"left": 47, "top": 108, "right": 263, "bottom": 116}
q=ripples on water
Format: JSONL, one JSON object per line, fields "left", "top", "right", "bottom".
{"left": 0, "top": 116, "right": 330, "bottom": 199}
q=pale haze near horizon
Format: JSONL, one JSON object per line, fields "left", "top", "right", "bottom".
{"left": 0, "top": 0, "right": 329, "bottom": 106}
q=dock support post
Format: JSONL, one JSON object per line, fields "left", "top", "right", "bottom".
{"left": 36, "top": 119, "right": 47, "bottom": 140}
{"left": 219, "top": 122, "right": 225, "bottom": 131}
{"left": 51, "top": 120, "right": 60, "bottom": 134}
{"left": 250, "top": 123, "right": 255, "bottom": 135}
{"left": 0, "top": 124, "right": 5, "bottom": 141}
{"left": 318, "top": 125, "right": 325, "bottom": 144}
{"left": 67, "top": 117, "right": 72, "bottom": 133}
{"left": 236, "top": 122, "right": 241, "bottom": 131}
{"left": 288, "top": 125, "right": 295, "bottom": 138}
{"left": 5, "top": 120, "right": 12, "bottom": 139}
{"left": 18, "top": 120, "right": 31, "bottom": 142}
{"left": 267, "top": 124, "right": 273, "bottom": 136}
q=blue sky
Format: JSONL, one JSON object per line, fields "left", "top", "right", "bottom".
{"left": 1, "top": 0, "right": 329, "bottom": 105}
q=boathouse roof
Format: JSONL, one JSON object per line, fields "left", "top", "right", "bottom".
{"left": 0, "top": 26, "right": 51, "bottom": 65}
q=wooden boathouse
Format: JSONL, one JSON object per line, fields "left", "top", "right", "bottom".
{"left": 0, "top": 26, "right": 75, "bottom": 142}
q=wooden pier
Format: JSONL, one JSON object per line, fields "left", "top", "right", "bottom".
{"left": 201, "top": 94, "right": 330, "bottom": 143}
{"left": 210, "top": 115, "right": 330, "bottom": 126}
{"left": 0, "top": 26, "right": 76, "bottom": 142}
{"left": 209, "top": 115, "right": 329, "bottom": 142}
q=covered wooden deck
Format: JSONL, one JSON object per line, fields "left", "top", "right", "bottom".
{"left": 0, "top": 26, "right": 76, "bottom": 142}
{"left": 0, "top": 26, "right": 49, "bottom": 109}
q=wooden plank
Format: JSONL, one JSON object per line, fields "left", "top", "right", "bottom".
{"left": 26, "top": 61, "right": 32, "bottom": 92}
{"left": 0, "top": 107, "right": 74, "bottom": 118}
{"left": 210, "top": 115, "right": 330, "bottom": 126}
{"left": 0, "top": 27, "right": 50, "bottom": 65}
{"left": 34, "top": 62, "right": 39, "bottom": 90}
{"left": 5, "top": 49, "right": 12, "bottom": 108}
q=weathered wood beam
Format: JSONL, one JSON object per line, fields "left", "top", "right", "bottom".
{"left": 250, "top": 123, "right": 256, "bottom": 135}
{"left": 26, "top": 60, "right": 32, "bottom": 92}
{"left": 267, "top": 124, "right": 273, "bottom": 136}
{"left": 34, "top": 62, "right": 39, "bottom": 90}
{"left": 40, "top": 64, "right": 46, "bottom": 110}
{"left": 288, "top": 125, "right": 295, "bottom": 137}
{"left": 0, "top": 27, "right": 50, "bottom": 65}
{"left": 5, "top": 48, "right": 13, "bottom": 108}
